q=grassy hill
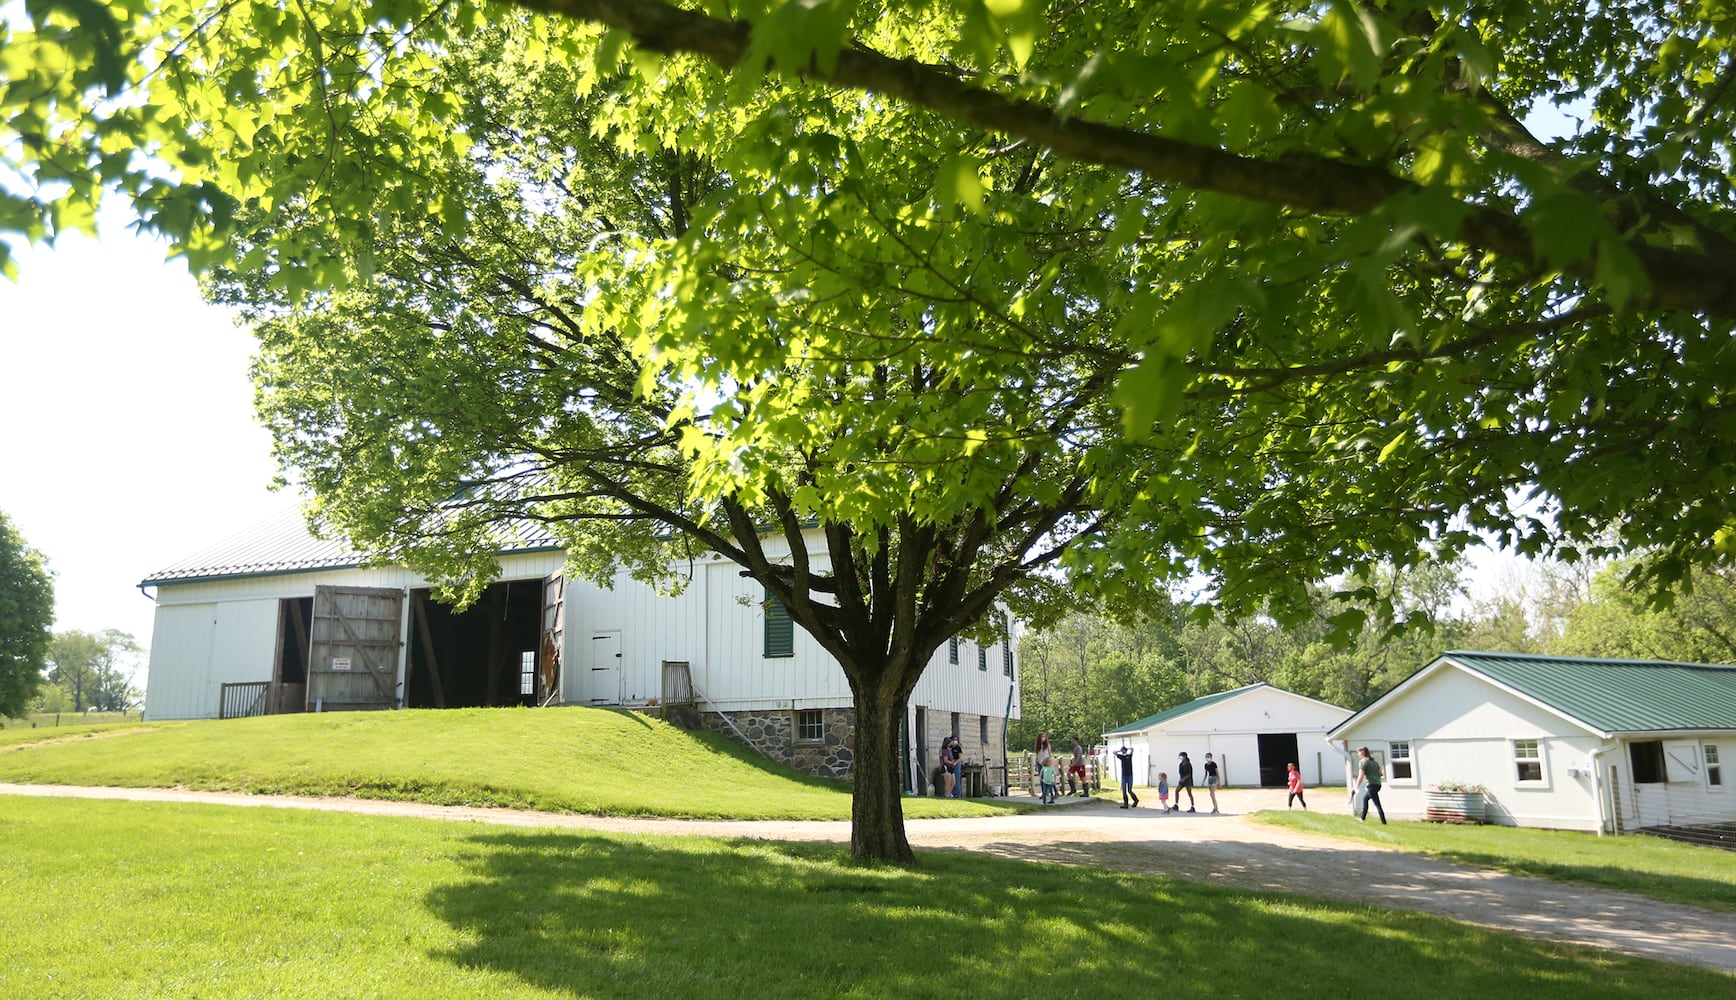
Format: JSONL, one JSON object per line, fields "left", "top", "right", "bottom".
{"left": 0, "top": 706, "right": 1014, "bottom": 820}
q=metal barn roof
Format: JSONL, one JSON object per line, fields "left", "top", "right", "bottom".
{"left": 1104, "top": 683, "right": 1268, "bottom": 736}
{"left": 1439, "top": 650, "right": 1736, "bottom": 735}
{"left": 139, "top": 505, "right": 560, "bottom": 587}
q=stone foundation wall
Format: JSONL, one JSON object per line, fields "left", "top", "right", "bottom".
{"left": 701, "top": 706, "right": 1009, "bottom": 789}
{"left": 701, "top": 708, "right": 857, "bottom": 780}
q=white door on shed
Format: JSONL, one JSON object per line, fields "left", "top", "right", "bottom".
{"left": 588, "top": 630, "right": 622, "bottom": 705}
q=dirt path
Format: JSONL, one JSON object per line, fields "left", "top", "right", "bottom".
{"left": 5, "top": 783, "right": 1732, "bottom": 975}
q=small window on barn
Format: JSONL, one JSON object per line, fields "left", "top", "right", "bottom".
{"left": 978, "top": 644, "right": 988, "bottom": 671}
{"left": 519, "top": 650, "right": 536, "bottom": 696}
{"left": 1513, "top": 740, "right": 1543, "bottom": 783}
{"left": 1706, "top": 744, "right": 1723, "bottom": 789}
{"left": 979, "top": 716, "right": 989, "bottom": 750}
{"left": 764, "top": 589, "right": 794, "bottom": 658}
{"left": 1631, "top": 740, "right": 1667, "bottom": 783}
{"left": 796, "top": 709, "right": 823, "bottom": 743}
{"left": 949, "top": 636, "right": 959, "bottom": 664}
{"left": 1389, "top": 741, "right": 1414, "bottom": 782}
{"left": 1002, "top": 612, "right": 1014, "bottom": 677}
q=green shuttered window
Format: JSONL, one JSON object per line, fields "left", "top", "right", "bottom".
{"left": 764, "top": 589, "right": 794, "bottom": 658}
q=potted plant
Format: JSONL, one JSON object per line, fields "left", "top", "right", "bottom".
{"left": 1424, "top": 781, "right": 1487, "bottom": 823}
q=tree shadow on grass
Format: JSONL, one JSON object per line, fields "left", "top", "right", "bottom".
{"left": 424, "top": 831, "right": 1727, "bottom": 1000}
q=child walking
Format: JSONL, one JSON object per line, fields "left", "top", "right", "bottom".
{"left": 1040, "top": 760, "right": 1059, "bottom": 804}
{"left": 1156, "top": 772, "right": 1171, "bottom": 812}
{"left": 1286, "top": 762, "right": 1307, "bottom": 809}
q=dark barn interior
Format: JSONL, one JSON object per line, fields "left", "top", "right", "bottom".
{"left": 405, "top": 579, "right": 544, "bottom": 708}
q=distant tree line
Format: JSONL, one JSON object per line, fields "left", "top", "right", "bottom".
{"left": 1012, "top": 557, "right": 1736, "bottom": 749}
{"left": 35, "top": 629, "right": 143, "bottom": 715}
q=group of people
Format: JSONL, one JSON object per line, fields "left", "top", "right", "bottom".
{"left": 1116, "top": 746, "right": 1314, "bottom": 815}
{"left": 1147, "top": 750, "right": 1221, "bottom": 812}
{"left": 1024, "top": 736, "right": 1386, "bottom": 821}
{"left": 1034, "top": 732, "right": 1090, "bottom": 804}
{"left": 938, "top": 734, "right": 965, "bottom": 798}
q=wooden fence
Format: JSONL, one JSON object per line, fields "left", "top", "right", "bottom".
{"left": 1009, "top": 752, "right": 1103, "bottom": 797}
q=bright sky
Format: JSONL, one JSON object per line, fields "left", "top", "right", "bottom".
{"left": 0, "top": 218, "right": 292, "bottom": 652}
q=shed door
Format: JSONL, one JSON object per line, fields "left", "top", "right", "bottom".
{"left": 588, "top": 631, "right": 621, "bottom": 705}
{"left": 1663, "top": 741, "right": 1701, "bottom": 782}
{"left": 539, "top": 573, "right": 565, "bottom": 704}
{"left": 307, "top": 586, "right": 404, "bottom": 711}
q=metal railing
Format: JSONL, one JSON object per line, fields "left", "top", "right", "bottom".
{"left": 219, "top": 681, "right": 271, "bottom": 720}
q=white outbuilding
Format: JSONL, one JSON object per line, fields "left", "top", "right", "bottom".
{"left": 1326, "top": 650, "right": 1736, "bottom": 834}
{"left": 1102, "top": 683, "right": 1353, "bottom": 790}
{"left": 138, "top": 506, "right": 1021, "bottom": 791}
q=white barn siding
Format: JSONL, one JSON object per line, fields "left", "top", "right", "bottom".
{"left": 1112, "top": 686, "right": 1352, "bottom": 789}
{"left": 140, "top": 598, "right": 278, "bottom": 721}
{"left": 1335, "top": 666, "right": 1607, "bottom": 830}
{"left": 144, "top": 523, "right": 1022, "bottom": 783}
{"left": 143, "top": 603, "right": 217, "bottom": 720}
{"left": 147, "top": 555, "right": 568, "bottom": 719}
{"left": 1608, "top": 735, "right": 1734, "bottom": 832}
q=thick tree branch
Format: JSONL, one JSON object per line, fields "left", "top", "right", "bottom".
{"left": 508, "top": 0, "right": 1736, "bottom": 317}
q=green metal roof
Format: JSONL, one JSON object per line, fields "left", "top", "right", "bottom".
{"left": 1104, "top": 683, "right": 1265, "bottom": 736}
{"left": 1440, "top": 650, "right": 1736, "bottom": 735}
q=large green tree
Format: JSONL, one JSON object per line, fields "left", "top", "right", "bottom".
{"left": 1547, "top": 563, "right": 1736, "bottom": 663}
{"left": 9, "top": 0, "right": 1736, "bottom": 859}
{"left": 0, "top": 512, "right": 54, "bottom": 718}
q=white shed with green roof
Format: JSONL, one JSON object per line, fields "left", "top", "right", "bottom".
{"left": 1327, "top": 651, "right": 1736, "bottom": 834}
{"left": 1102, "top": 683, "right": 1353, "bottom": 790}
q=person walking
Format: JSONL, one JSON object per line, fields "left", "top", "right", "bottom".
{"left": 1286, "top": 762, "right": 1308, "bottom": 809}
{"left": 1114, "top": 743, "right": 1140, "bottom": 808}
{"left": 1174, "top": 751, "right": 1197, "bottom": 812}
{"left": 1040, "top": 758, "right": 1059, "bottom": 804}
{"left": 939, "top": 736, "right": 958, "bottom": 798}
{"left": 1069, "top": 736, "right": 1089, "bottom": 797}
{"left": 1203, "top": 752, "right": 1221, "bottom": 813}
{"left": 1354, "top": 746, "right": 1387, "bottom": 824}
{"left": 947, "top": 735, "right": 964, "bottom": 798}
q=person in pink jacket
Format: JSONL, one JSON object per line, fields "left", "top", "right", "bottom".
{"left": 1286, "top": 762, "right": 1308, "bottom": 809}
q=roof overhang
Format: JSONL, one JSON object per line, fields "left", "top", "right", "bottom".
{"left": 1326, "top": 652, "right": 1611, "bottom": 742}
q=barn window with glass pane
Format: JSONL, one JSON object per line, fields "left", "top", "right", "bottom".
{"left": 797, "top": 709, "right": 823, "bottom": 743}
{"left": 1513, "top": 740, "right": 1543, "bottom": 782}
{"left": 1389, "top": 741, "right": 1413, "bottom": 781}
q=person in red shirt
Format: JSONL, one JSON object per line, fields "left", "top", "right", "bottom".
{"left": 1286, "top": 762, "right": 1307, "bottom": 809}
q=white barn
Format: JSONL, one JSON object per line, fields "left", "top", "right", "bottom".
{"left": 139, "top": 507, "right": 1021, "bottom": 791}
{"left": 1102, "top": 683, "right": 1352, "bottom": 789}
{"left": 1327, "top": 651, "right": 1736, "bottom": 834}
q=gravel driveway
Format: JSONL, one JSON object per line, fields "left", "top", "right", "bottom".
{"left": 5, "top": 783, "right": 1731, "bottom": 975}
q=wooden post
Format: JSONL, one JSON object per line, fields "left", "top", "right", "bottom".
{"left": 411, "top": 595, "right": 447, "bottom": 709}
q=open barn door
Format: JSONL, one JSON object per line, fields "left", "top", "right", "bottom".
{"left": 539, "top": 573, "right": 565, "bottom": 705}
{"left": 307, "top": 585, "right": 405, "bottom": 711}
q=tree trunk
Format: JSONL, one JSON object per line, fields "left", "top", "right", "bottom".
{"left": 848, "top": 682, "right": 915, "bottom": 864}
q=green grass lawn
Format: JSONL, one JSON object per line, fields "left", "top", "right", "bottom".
{"left": 0, "top": 707, "right": 1013, "bottom": 820}
{"left": 2, "top": 796, "right": 1729, "bottom": 999}
{"left": 1253, "top": 809, "right": 1736, "bottom": 913}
